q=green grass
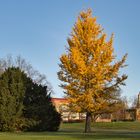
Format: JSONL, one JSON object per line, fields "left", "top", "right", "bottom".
{"left": 0, "top": 122, "right": 140, "bottom": 140}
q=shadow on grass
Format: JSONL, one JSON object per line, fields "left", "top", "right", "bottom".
{"left": 50, "top": 129, "right": 140, "bottom": 140}
{"left": 0, "top": 130, "right": 140, "bottom": 140}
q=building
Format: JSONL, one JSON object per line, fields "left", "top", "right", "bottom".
{"left": 52, "top": 98, "right": 86, "bottom": 122}
{"left": 52, "top": 98, "right": 111, "bottom": 122}
{"left": 52, "top": 92, "right": 140, "bottom": 122}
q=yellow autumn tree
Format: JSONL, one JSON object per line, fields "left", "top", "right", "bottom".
{"left": 58, "top": 9, "right": 127, "bottom": 133}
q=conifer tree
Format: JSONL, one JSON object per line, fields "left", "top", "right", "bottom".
{"left": 23, "top": 82, "right": 61, "bottom": 131}
{"left": 0, "top": 67, "right": 61, "bottom": 131}
{"left": 58, "top": 9, "right": 127, "bottom": 133}
{"left": 0, "top": 67, "right": 25, "bottom": 131}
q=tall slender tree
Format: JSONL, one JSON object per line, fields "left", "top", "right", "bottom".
{"left": 0, "top": 67, "right": 25, "bottom": 131}
{"left": 58, "top": 9, "right": 127, "bottom": 133}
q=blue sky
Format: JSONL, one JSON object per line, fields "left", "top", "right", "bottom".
{"left": 0, "top": 0, "right": 140, "bottom": 100}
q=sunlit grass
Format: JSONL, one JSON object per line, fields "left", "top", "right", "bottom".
{"left": 0, "top": 122, "right": 140, "bottom": 140}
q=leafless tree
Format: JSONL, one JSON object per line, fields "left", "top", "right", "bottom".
{"left": 0, "top": 55, "right": 54, "bottom": 94}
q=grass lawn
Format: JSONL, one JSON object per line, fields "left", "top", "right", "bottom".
{"left": 0, "top": 122, "right": 140, "bottom": 140}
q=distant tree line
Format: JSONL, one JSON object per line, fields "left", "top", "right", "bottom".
{"left": 0, "top": 56, "right": 61, "bottom": 132}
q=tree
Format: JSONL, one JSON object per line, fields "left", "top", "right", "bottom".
{"left": 58, "top": 9, "right": 127, "bottom": 133}
{"left": 111, "top": 96, "right": 128, "bottom": 121}
{"left": 0, "top": 67, "right": 25, "bottom": 131}
{"left": 23, "top": 81, "right": 61, "bottom": 131}
{"left": 0, "top": 55, "right": 53, "bottom": 92}
{"left": 0, "top": 67, "right": 61, "bottom": 131}
{"left": 130, "top": 95, "right": 138, "bottom": 108}
{"left": 92, "top": 90, "right": 126, "bottom": 122}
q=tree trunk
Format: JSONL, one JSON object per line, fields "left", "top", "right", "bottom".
{"left": 85, "top": 112, "right": 92, "bottom": 133}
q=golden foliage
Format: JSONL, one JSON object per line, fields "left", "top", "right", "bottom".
{"left": 58, "top": 9, "right": 127, "bottom": 113}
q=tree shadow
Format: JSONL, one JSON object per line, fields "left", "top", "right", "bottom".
{"left": 55, "top": 129, "right": 140, "bottom": 140}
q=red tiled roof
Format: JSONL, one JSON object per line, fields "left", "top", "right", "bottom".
{"left": 51, "top": 98, "right": 67, "bottom": 102}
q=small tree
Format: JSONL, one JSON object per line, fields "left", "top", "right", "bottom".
{"left": 58, "top": 9, "right": 127, "bottom": 133}
{"left": 111, "top": 96, "right": 128, "bottom": 121}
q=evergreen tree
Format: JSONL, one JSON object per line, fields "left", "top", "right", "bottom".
{"left": 0, "top": 67, "right": 61, "bottom": 131}
{"left": 23, "top": 82, "right": 61, "bottom": 131}
{"left": 0, "top": 67, "right": 25, "bottom": 131}
{"left": 58, "top": 9, "right": 127, "bottom": 133}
